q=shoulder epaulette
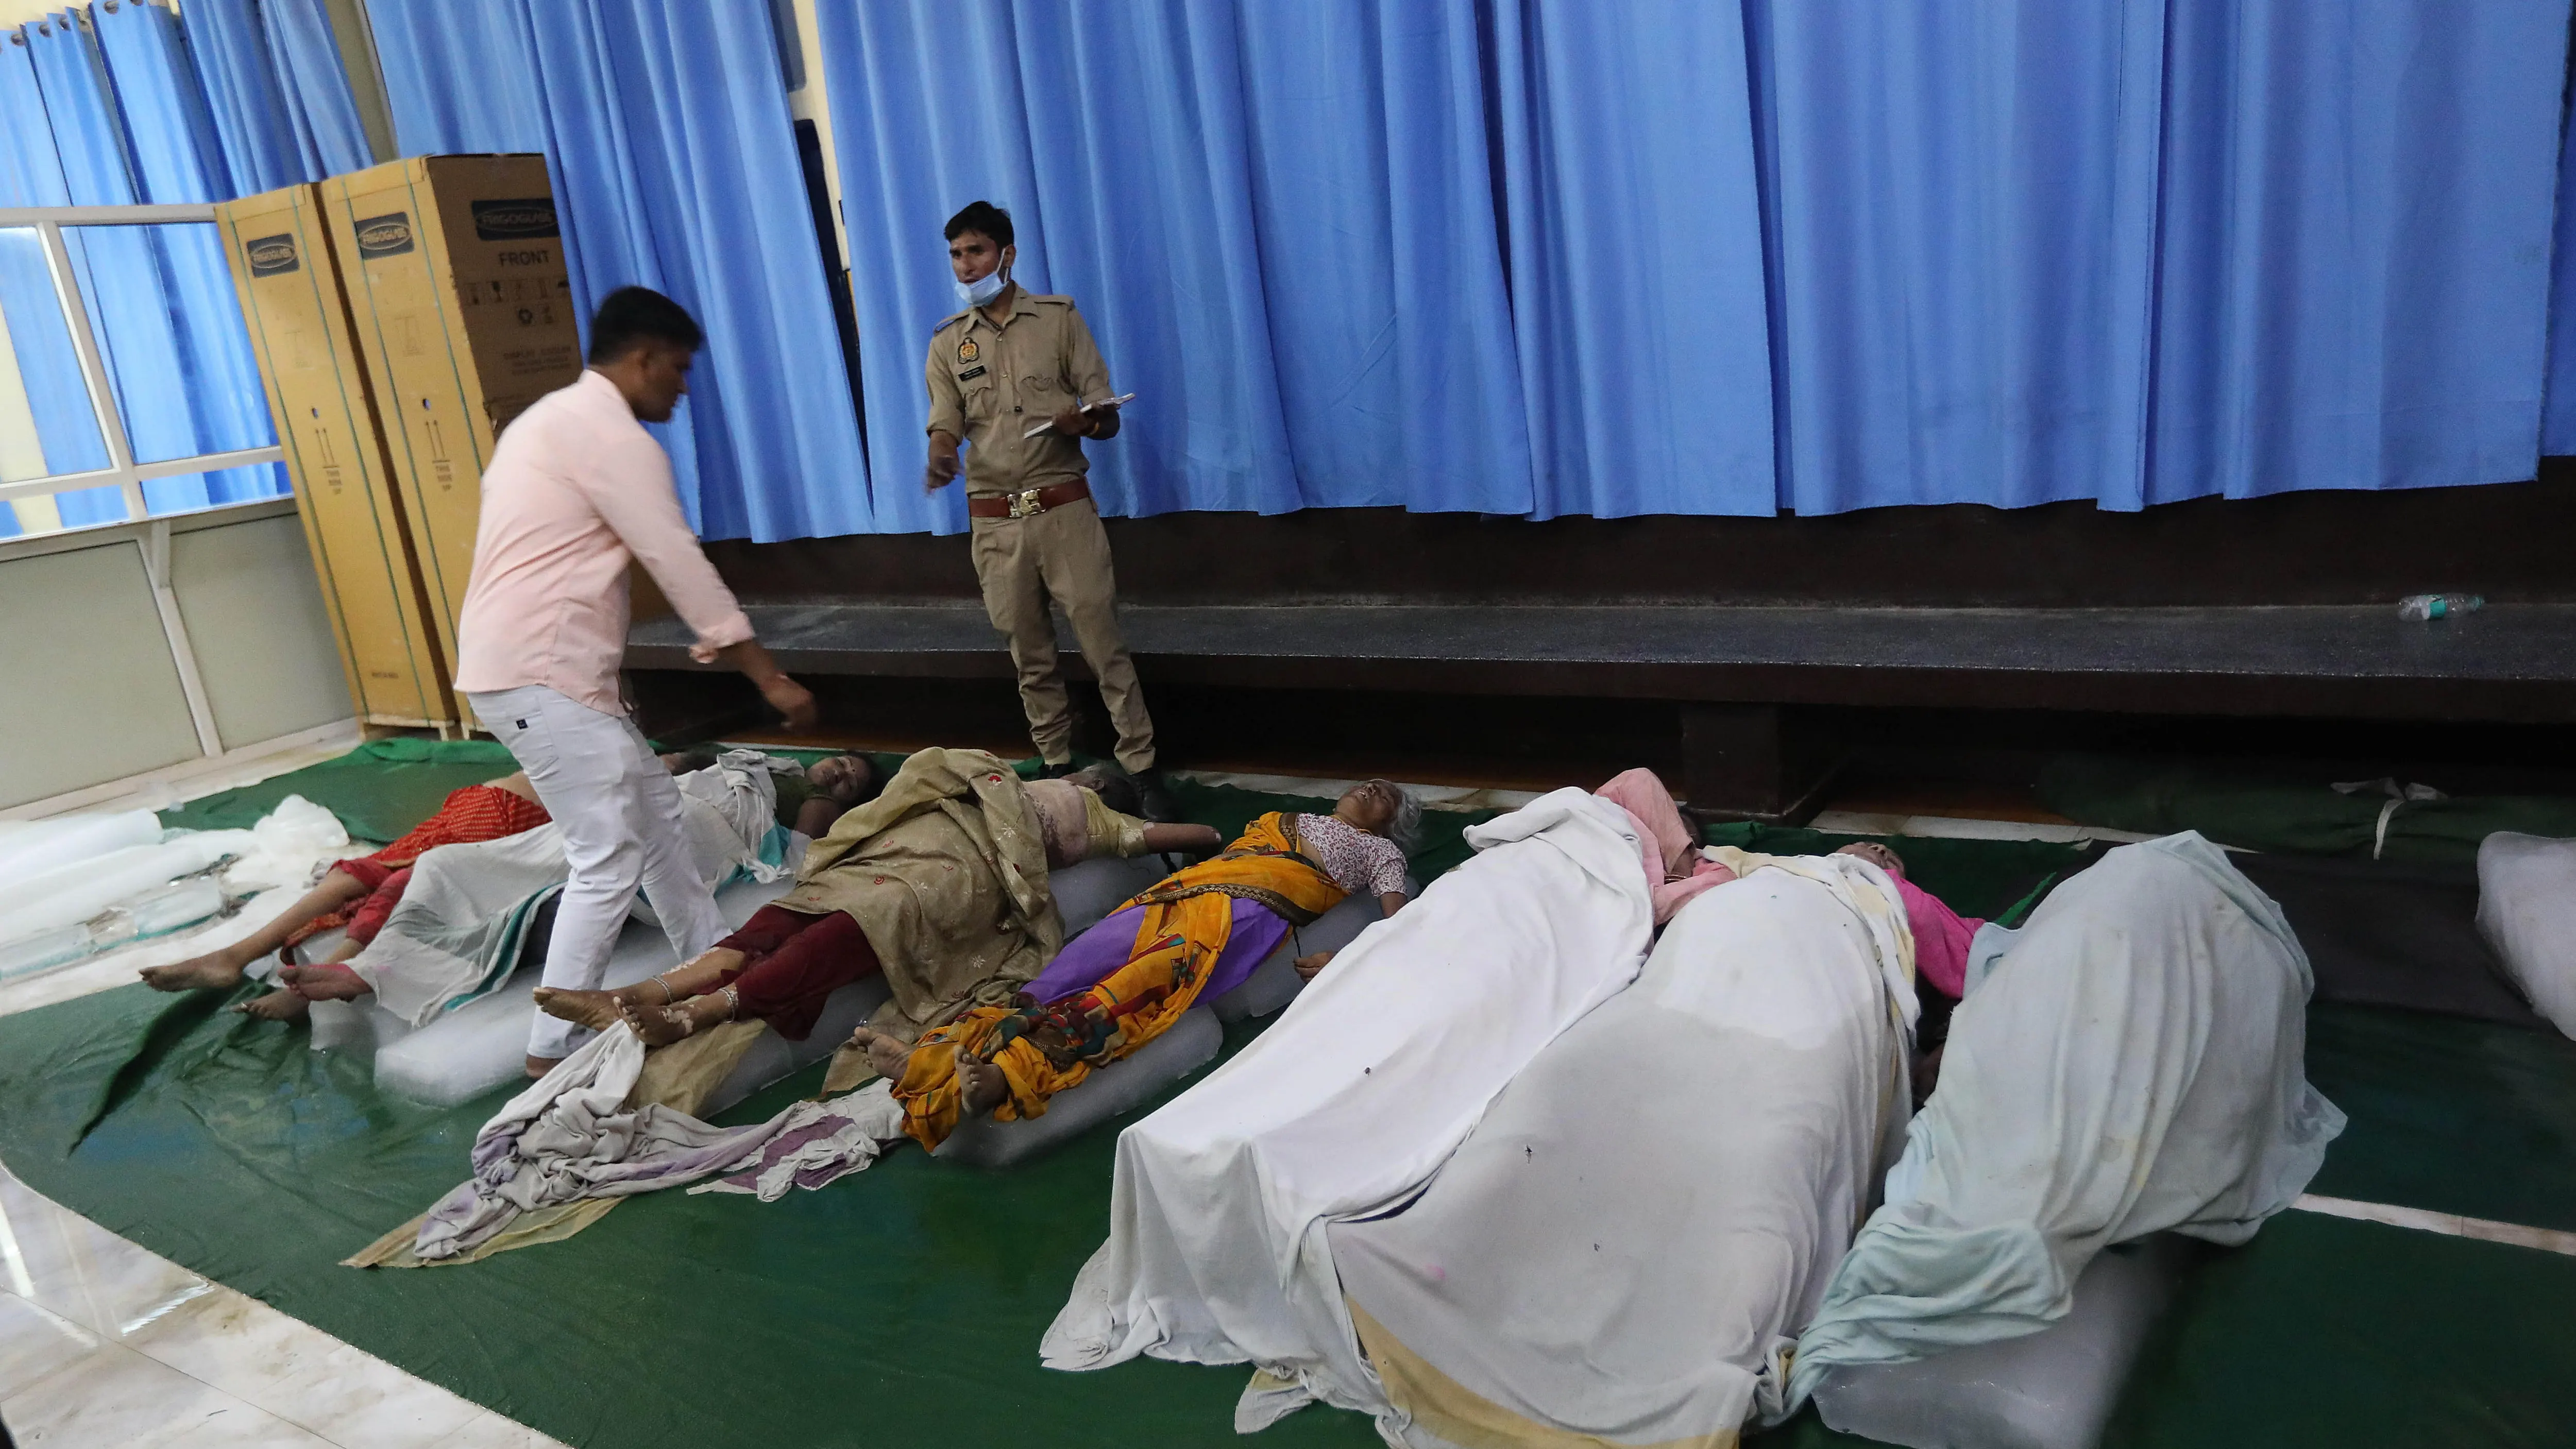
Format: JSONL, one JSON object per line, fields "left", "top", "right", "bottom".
{"left": 931, "top": 310, "right": 970, "bottom": 335}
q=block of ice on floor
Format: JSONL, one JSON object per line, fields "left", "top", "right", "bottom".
{"left": 2478, "top": 831, "right": 2576, "bottom": 1039}
{"left": 372, "top": 878, "right": 798, "bottom": 1107}
{"left": 1811, "top": 1234, "right": 2194, "bottom": 1449}
{"left": 930, "top": 1005, "right": 1223, "bottom": 1168}
{"left": 1212, "top": 895, "right": 1387, "bottom": 1022}
{"left": 1050, "top": 855, "right": 1169, "bottom": 937}
{"left": 0, "top": 810, "right": 161, "bottom": 882}
{"left": 307, "top": 996, "right": 415, "bottom": 1063}
{"left": 698, "top": 976, "right": 892, "bottom": 1119}
{"left": 0, "top": 833, "right": 251, "bottom": 943}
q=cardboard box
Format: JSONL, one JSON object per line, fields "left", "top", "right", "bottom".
{"left": 214, "top": 184, "right": 456, "bottom": 728}
{"left": 322, "top": 156, "right": 583, "bottom": 716}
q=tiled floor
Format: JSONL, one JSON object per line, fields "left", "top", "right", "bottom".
{"left": 0, "top": 1160, "right": 567, "bottom": 1448}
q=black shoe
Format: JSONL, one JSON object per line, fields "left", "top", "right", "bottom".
{"left": 1132, "top": 768, "right": 1181, "bottom": 823}
{"left": 1040, "top": 759, "right": 1082, "bottom": 779}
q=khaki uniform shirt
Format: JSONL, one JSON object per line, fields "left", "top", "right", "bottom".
{"left": 924, "top": 289, "right": 1116, "bottom": 495}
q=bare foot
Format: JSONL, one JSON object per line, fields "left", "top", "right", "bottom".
{"left": 525, "top": 1054, "right": 562, "bottom": 1079}
{"left": 958, "top": 1053, "right": 1008, "bottom": 1118}
{"left": 232, "top": 989, "right": 310, "bottom": 1021}
{"left": 849, "top": 1027, "right": 912, "bottom": 1083}
{"left": 616, "top": 998, "right": 696, "bottom": 1048}
{"left": 533, "top": 986, "right": 628, "bottom": 1033}
{"left": 141, "top": 951, "right": 250, "bottom": 993}
{"left": 278, "top": 964, "right": 370, "bottom": 1001}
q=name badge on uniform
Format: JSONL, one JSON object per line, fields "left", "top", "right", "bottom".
{"left": 957, "top": 365, "right": 987, "bottom": 381}
{"left": 957, "top": 337, "right": 979, "bottom": 363}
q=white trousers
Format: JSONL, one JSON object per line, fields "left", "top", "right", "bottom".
{"left": 467, "top": 685, "right": 728, "bottom": 1059}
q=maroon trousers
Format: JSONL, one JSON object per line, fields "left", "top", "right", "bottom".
{"left": 713, "top": 905, "right": 882, "bottom": 1039}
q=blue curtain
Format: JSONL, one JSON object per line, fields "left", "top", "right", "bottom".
{"left": 1748, "top": 3, "right": 2166, "bottom": 514}
{"left": 1493, "top": 0, "right": 1775, "bottom": 518}
{"left": 0, "top": 29, "right": 114, "bottom": 535}
{"left": 2547, "top": 71, "right": 2576, "bottom": 457}
{"left": 75, "top": 3, "right": 287, "bottom": 514}
{"left": 365, "top": 0, "right": 873, "bottom": 542}
{"left": 820, "top": 0, "right": 1558, "bottom": 534}
{"left": 1750, "top": 0, "right": 2568, "bottom": 514}
{"left": 2137, "top": 0, "right": 2564, "bottom": 506}
{"left": 365, "top": 0, "right": 543, "bottom": 155}
{"left": 0, "top": 8, "right": 289, "bottom": 532}
{"left": 182, "top": 0, "right": 371, "bottom": 193}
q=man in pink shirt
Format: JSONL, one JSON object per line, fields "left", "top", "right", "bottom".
{"left": 452, "top": 286, "right": 817, "bottom": 1075}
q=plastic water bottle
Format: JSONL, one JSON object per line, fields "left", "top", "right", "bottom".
{"left": 2397, "top": 593, "right": 2484, "bottom": 621}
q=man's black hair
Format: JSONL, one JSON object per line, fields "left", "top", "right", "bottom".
{"left": 944, "top": 200, "right": 1014, "bottom": 249}
{"left": 586, "top": 286, "right": 703, "bottom": 365}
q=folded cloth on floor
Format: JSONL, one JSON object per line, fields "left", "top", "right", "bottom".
{"left": 349, "top": 755, "right": 786, "bottom": 1027}
{"left": 413, "top": 1021, "right": 823, "bottom": 1259}
{"left": 409, "top": 1018, "right": 914, "bottom": 1257}
{"left": 1778, "top": 832, "right": 2345, "bottom": 1412}
{"left": 1328, "top": 849, "right": 1919, "bottom": 1447}
{"left": 686, "top": 1081, "right": 908, "bottom": 1201}
{"left": 1039, "top": 788, "right": 1654, "bottom": 1414}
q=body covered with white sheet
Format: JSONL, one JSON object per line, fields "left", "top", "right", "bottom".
{"left": 1782, "top": 832, "right": 2344, "bottom": 1408}
{"left": 1042, "top": 790, "right": 1654, "bottom": 1413}
{"left": 1331, "top": 852, "right": 1919, "bottom": 1447}
{"left": 349, "top": 755, "right": 785, "bottom": 1026}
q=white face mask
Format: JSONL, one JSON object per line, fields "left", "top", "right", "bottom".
{"left": 955, "top": 259, "right": 1010, "bottom": 309}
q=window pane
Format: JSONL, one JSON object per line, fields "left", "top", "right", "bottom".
{"left": 0, "top": 227, "right": 109, "bottom": 485}
{"left": 64, "top": 222, "right": 278, "bottom": 469}
{"left": 0, "top": 484, "right": 127, "bottom": 539}
{"left": 141, "top": 459, "right": 290, "bottom": 518}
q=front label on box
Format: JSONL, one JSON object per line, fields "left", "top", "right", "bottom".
{"left": 244, "top": 233, "right": 299, "bottom": 276}
{"left": 355, "top": 213, "right": 416, "bottom": 259}
{"left": 472, "top": 198, "right": 559, "bottom": 241}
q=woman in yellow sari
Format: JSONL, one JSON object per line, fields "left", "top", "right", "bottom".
{"left": 853, "top": 780, "right": 1418, "bottom": 1150}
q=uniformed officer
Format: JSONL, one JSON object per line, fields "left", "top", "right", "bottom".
{"left": 923, "top": 200, "right": 1173, "bottom": 820}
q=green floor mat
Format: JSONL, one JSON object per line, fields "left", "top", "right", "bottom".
{"left": 161, "top": 739, "right": 521, "bottom": 842}
{"left": 2037, "top": 753, "right": 2576, "bottom": 867}
{"left": 0, "top": 982, "right": 1382, "bottom": 1449}
{"left": 2303, "top": 1002, "right": 2576, "bottom": 1233}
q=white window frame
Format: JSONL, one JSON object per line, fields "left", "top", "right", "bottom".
{"left": 1, "top": 202, "right": 297, "bottom": 757}
{"left": 0, "top": 202, "right": 289, "bottom": 527}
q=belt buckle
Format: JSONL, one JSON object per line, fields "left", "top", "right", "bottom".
{"left": 1007, "top": 487, "right": 1045, "bottom": 519}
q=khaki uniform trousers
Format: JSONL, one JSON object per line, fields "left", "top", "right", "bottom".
{"left": 969, "top": 497, "right": 1157, "bottom": 773}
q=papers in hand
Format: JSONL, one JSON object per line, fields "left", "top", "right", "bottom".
{"left": 1023, "top": 393, "right": 1136, "bottom": 440}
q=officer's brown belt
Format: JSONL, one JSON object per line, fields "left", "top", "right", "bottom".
{"left": 966, "top": 479, "right": 1094, "bottom": 520}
